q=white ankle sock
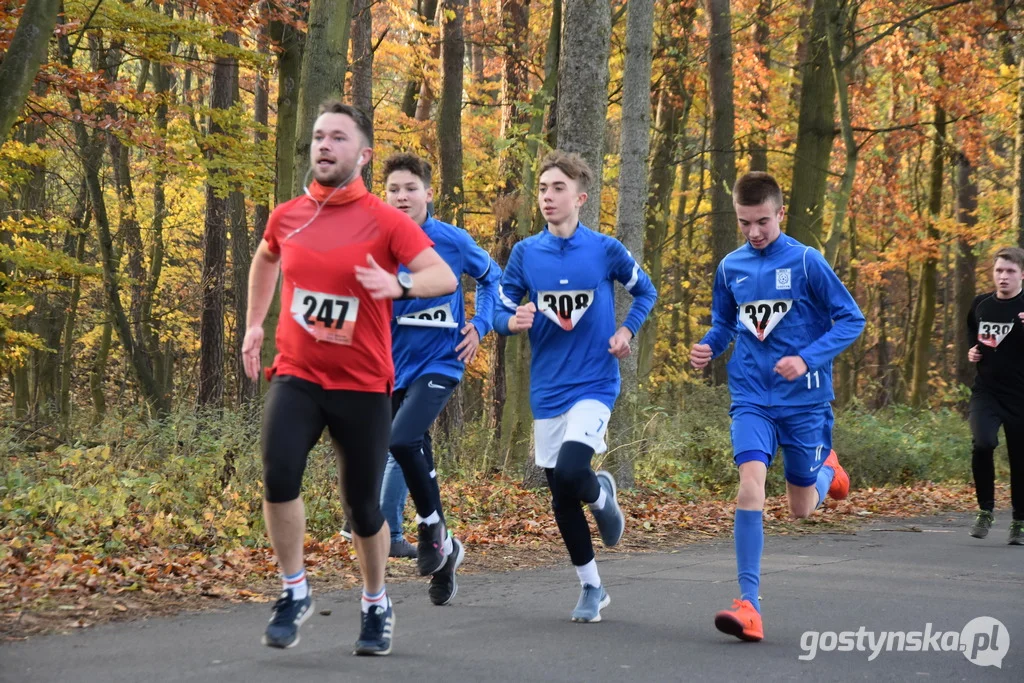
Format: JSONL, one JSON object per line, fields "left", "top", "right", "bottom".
{"left": 416, "top": 510, "right": 441, "bottom": 525}
{"left": 589, "top": 488, "right": 607, "bottom": 511}
{"left": 361, "top": 587, "right": 388, "bottom": 613}
{"left": 575, "top": 560, "right": 601, "bottom": 588}
{"left": 283, "top": 569, "right": 308, "bottom": 600}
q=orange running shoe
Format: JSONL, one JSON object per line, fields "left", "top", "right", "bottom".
{"left": 824, "top": 449, "right": 849, "bottom": 501}
{"left": 714, "top": 598, "right": 764, "bottom": 642}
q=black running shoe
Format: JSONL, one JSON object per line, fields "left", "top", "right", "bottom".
{"left": 417, "top": 521, "right": 447, "bottom": 576}
{"left": 353, "top": 602, "right": 394, "bottom": 656}
{"left": 262, "top": 589, "right": 314, "bottom": 649}
{"left": 429, "top": 537, "right": 465, "bottom": 606}
{"left": 970, "top": 510, "right": 994, "bottom": 539}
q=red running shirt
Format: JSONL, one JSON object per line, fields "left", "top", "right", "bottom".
{"left": 263, "top": 178, "right": 433, "bottom": 393}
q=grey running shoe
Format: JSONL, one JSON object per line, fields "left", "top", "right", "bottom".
{"left": 590, "top": 471, "right": 624, "bottom": 547}
{"left": 340, "top": 519, "right": 352, "bottom": 541}
{"left": 429, "top": 537, "right": 465, "bottom": 606}
{"left": 1009, "top": 520, "right": 1024, "bottom": 546}
{"left": 571, "top": 583, "right": 610, "bottom": 623}
{"left": 970, "top": 510, "right": 994, "bottom": 539}
{"left": 390, "top": 537, "right": 418, "bottom": 559}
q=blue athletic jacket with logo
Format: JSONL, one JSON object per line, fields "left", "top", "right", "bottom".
{"left": 392, "top": 216, "right": 501, "bottom": 390}
{"left": 493, "top": 224, "right": 657, "bottom": 418}
{"left": 700, "top": 233, "right": 865, "bottom": 407}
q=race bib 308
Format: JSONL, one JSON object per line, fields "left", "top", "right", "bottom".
{"left": 291, "top": 287, "right": 359, "bottom": 345}
{"left": 538, "top": 290, "right": 594, "bottom": 331}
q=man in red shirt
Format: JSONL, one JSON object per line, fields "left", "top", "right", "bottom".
{"left": 242, "top": 101, "right": 456, "bottom": 656}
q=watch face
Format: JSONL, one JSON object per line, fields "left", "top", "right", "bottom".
{"left": 397, "top": 271, "right": 413, "bottom": 289}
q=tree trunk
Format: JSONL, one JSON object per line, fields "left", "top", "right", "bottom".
{"left": 293, "top": 0, "right": 352, "bottom": 196}
{"left": 1012, "top": 54, "right": 1024, "bottom": 246}
{"left": 639, "top": 88, "right": 680, "bottom": 383}
{"left": 787, "top": 0, "right": 815, "bottom": 115}
{"left": 823, "top": 5, "right": 855, "bottom": 266}
{"left": 557, "top": 0, "right": 611, "bottom": 229}
{"left": 749, "top": 0, "right": 771, "bottom": 172}
{"left": 59, "top": 229, "right": 87, "bottom": 434}
{"left": 351, "top": 0, "right": 374, "bottom": 190}
{"left": 909, "top": 105, "right": 946, "bottom": 408}
{"left": 198, "top": 30, "right": 239, "bottom": 407}
{"left": 437, "top": 0, "right": 466, "bottom": 227}
{"left": 493, "top": 0, "right": 530, "bottom": 442}
{"left": 89, "top": 317, "right": 112, "bottom": 423}
{"left": 954, "top": 151, "right": 978, "bottom": 392}
{"left": 706, "top": 0, "right": 737, "bottom": 386}
{"left": 469, "top": 0, "right": 486, "bottom": 84}
{"left": 414, "top": 0, "right": 442, "bottom": 121}
{"left": 608, "top": 0, "right": 654, "bottom": 489}
{"left": 0, "top": 0, "right": 61, "bottom": 146}
{"left": 787, "top": 0, "right": 838, "bottom": 248}
{"left": 269, "top": 17, "right": 304, "bottom": 203}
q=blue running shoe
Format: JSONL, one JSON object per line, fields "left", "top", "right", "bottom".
{"left": 353, "top": 601, "right": 395, "bottom": 656}
{"left": 591, "top": 471, "right": 624, "bottom": 547}
{"left": 571, "top": 584, "right": 610, "bottom": 623}
{"left": 262, "top": 589, "right": 314, "bottom": 649}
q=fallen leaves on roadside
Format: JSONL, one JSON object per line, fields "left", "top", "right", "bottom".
{"left": 1, "top": 477, "right": 997, "bottom": 639}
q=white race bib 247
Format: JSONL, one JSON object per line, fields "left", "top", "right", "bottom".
{"left": 538, "top": 290, "right": 595, "bottom": 331}
{"left": 739, "top": 298, "right": 792, "bottom": 341}
{"left": 291, "top": 287, "right": 359, "bottom": 344}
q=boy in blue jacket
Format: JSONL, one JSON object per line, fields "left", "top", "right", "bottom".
{"left": 494, "top": 150, "right": 657, "bottom": 623}
{"left": 690, "top": 172, "right": 865, "bottom": 642}
{"left": 382, "top": 153, "right": 501, "bottom": 605}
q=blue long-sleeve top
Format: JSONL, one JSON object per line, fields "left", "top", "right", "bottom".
{"left": 392, "top": 216, "right": 501, "bottom": 390}
{"left": 700, "top": 233, "right": 865, "bottom": 406}
{"left": 493, "top": 224, "right": 657, "bottom": 418}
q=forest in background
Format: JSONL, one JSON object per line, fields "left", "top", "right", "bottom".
{"left": 2, "top": 0, "right": 1022, "bottom": 480}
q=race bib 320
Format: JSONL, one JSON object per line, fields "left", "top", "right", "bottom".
{"left": 739, "top": 298, "right": 792, "bottom": 341}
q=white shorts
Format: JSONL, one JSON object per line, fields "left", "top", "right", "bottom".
{"left": 533, "top": 399, "right": 611, "bottom": 469}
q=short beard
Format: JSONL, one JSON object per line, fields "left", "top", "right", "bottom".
{"left": 313, "top": 160, "right": 357, "bottom": 188}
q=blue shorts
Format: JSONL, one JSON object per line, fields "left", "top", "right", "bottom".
{"left": 729, "top": 403, "right": 834, "bottom": 487}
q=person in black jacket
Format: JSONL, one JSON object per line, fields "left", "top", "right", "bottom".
{"left": 966, "top": 246, "right": 1024, "bottom": 545}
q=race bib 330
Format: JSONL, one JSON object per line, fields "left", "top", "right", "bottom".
{"left": 978, "top": 320, "right": 1014, "bottom": 348}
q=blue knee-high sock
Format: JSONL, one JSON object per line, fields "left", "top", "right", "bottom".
{"left": 735, "top": 509, "right": 763, "bottom": 612}
{"left": 815, "top": 464, "right": 836, "bottom": 509}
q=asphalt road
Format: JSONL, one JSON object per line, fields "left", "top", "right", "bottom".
{"left": 3, "top": 512, "right": 1021, "bottom": 682}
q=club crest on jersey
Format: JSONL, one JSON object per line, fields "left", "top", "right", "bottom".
{"left": 775, "top": 268, "right": 792, "bottom": 290}
{"left": 538, "top": 289, "right": 594, "bottom": 331}
{"left": 739, "top": 298, "right": 792, "bottom": 341}
{"left": 978, "top": 320, "right": 1014, "bottom": 348}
